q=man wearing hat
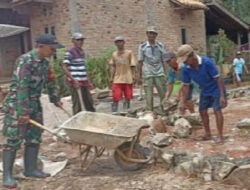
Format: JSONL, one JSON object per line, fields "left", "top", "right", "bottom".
{"left": 177, "top": 44, "right": 227, "bottom": 144}
{"left": 233, "top": 51, "right": 249, "bottom": 87}
{"left": 163, "top": 52, "right": 194, "bottom": 114}
{"left": 62, "top": 32, "right": 95, "bottom": 114}
{"left": 138, "top": 26, "right": 167, "bottom": 112}
{"left": 109, "top": 36, "right": 136, "bottom": 114}
{"left": 2, "top": 34, "right": 63, "bottom": 188}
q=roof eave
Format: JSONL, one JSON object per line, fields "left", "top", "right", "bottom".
{"left": 206, "top": 0, "right": 249, "bottom": 30}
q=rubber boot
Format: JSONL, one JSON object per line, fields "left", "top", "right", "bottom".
{"left": 23, "top": 144, "right": 50, "bottom": 178}
{"left": 122, "top": 100, "right": 130, "bottom": 113}
{"left": 2, "top": 149, "right": 17, "bottom": 189}
{"left": 111, "top": 102, "right": 119, "bottom": 115}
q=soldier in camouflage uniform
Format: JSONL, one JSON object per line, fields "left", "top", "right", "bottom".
{"left": 2, "top": 34, "right": 63, "bottom": 189}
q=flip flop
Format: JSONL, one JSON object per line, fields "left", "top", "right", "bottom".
{"left": 201, "top": 135, "right": 212, "bottom": 141}
{"left": 191, "top": 135, "right": 212, "bottom": 141}
{"left": 213, "top": 138, "right": 224, "bottom": 145}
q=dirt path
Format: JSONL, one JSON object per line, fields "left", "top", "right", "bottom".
{"left": 1, "top": 93, "right": 250, "bottom": 189}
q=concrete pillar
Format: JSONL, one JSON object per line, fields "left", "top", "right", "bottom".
{"left": 248, "top": 31, "right": 250, "bottom": 50}
{"left": 69, "top": 0, "right": 80, "bottom": 34}
{"left": 146, "top": 0, "right": 154, "bottom": 26}
{"left": 237, "top": 32, "right": 241, "bottom": 47}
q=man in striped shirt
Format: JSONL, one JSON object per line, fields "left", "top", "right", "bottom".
{"left": 62, "top": 32, "right": 95, "bottom": 114}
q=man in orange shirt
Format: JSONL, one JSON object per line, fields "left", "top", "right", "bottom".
{"left": 110, "top": 36, "right": 136, "bottom": 114}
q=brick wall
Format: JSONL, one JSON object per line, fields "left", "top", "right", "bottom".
{"left": 0, "top": 36, "right": 21, "bottom": 78}
{"left": 30, "top": 0, "right": 71, "bottom": 47}
{"left": 29, "top": 0, "right": 206, "bottom": 56}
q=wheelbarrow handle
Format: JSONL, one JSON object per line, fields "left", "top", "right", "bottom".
{"left": 29, "top": 119, "right": 68, "bottom": 143}
{"left": 29, "top": 119, "right": 56, "bottom": 135}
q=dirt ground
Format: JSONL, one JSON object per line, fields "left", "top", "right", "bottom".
{"left": 0, "top": 89, "right": 250, "bottom": 190}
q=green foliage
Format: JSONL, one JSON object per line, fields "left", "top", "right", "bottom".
{"left": 50, "top": 47, "right": 115, "bottom": 97}
{"left": 218, "top": 0, "right": 250, "bottom": 24}
{"left": 86, "top": 46, "right": 115, "bottom": 89}
{"left": 202, "top": 0, "right": 250, "bottom": 24}
{"left": 50, "top": 48, "right": 70, "bottom": 98}
{"left": 207, "top": 29, "right": 235, "bottom": 72}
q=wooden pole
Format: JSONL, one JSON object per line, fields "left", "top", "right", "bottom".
{"left": 68, "top": 0, "right": 80, "bottom": 33}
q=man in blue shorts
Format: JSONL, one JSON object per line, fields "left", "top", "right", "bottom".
{"left": 163, "top": 52, "right": 194, "bottom": 114}
{"left": 177, "top": 45, "right": 227, "bottom": 143}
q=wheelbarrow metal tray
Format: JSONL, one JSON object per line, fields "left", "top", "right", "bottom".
{"left": 60, "top": 111, "right": 148, "bottom": 149}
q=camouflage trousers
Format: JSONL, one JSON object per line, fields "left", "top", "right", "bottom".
{"left": 2, "top": 100, "right": 43, "bottom": 150}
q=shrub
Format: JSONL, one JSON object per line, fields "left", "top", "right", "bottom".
{"left": 50, "top": 47, "right": 115, "bottom": 97}
{"left": 86, "top": 46, "right": 115, "bottom": 89}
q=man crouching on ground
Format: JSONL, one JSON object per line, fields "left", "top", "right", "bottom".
{"left": 177, "top": 44, "right": 227, "bottom": 144}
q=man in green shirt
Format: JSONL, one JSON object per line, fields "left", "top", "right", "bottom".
{"left": 138, "top": 26, "right": 167, "bottom": 112}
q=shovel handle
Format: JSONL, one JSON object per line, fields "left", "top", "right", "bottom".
{"left": 77, "top": 88, "right": 84, "bottom": 111}
{"left": 60, "top": 106, "right": 72, "bottom": 117}
{"left": 29, "top": 119, "right": 55, "bottom": 135}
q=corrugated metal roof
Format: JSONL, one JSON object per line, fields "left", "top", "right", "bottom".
{"left": 0, "top": 24, "right": 29, "bottom": 38}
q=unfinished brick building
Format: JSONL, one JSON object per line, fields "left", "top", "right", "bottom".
{"left": 1, "top": 0, "right": 249, "bottom": 80}
{"left": 9, "top": 0, "right": 208, "bottom": 55}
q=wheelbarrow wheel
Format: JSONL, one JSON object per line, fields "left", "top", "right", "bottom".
{"left": 114, "top": 142, "right": 145, "bottom": 171}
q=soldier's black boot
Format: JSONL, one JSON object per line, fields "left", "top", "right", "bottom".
{"left": 111, "top": 102, "right": 119, "bottom": 115}
{"left": 23, "top": 144, "right": 50, "bottom": 178}
{"left": 2, "top": 149, "right": 17, "bottom": 189}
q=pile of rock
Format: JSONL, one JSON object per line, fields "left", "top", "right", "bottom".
{"left": 158, "top": 150, "right": 250, "bottom": 189}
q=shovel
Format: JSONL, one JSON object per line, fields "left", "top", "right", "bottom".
{"left": 77, "top": 88, "right": 84, "bottom": 111}
{"left": 29, "top": 119, "right": 68, "bottom": 142}
{"left": 59, "top": 106, "right": 72, "bottom": 117}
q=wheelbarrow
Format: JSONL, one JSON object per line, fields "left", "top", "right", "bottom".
{"left": 58, "top": 111, "right": 152, "bottom": 171}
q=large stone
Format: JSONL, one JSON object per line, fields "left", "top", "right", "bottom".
{"left": 233, "top": 157, "right": 250, "bottom": 166}
{"left": 175, "top": 161, "right": 194, "bottom": 176}
{"left": 163, "top": 113, "right": 181, "bottom": 126}
{"left": 200, "top": 160, "right": 213, "bottom": 181}
{"left": 173, "top": 118, "right": 192, "bottom": 138}
{"left": 236, "top": 118, "right": 250, "bottom": 129}
{"left": 182, "top": 113, "right": 202, "bottom": 127}
{"left": 151, "top": 116, "right": 167, "bottom": 134}
{"left": 224, "top": 164, "right": 250, "bottom": 188}
{"left": 150, "top": 133, "right": 173, "bottom": 147}
{"left": 137, "top": 111, "right": 154, "bottom": 127}
{"left": 161, "top": 153, "right": 174, "bottom": 169}
{"left": 93, "top": 87, "right": 110, "bottom": 99}
{"left": 213, "top": 161, "right": 237, "bottom": 181}
{"left": 162, "top": 98, "right": 178, "bottom": 112}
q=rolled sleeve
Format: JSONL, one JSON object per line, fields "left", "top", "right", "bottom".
{"left": 63, "top": 51, "right": 72, "bottom": 65}
{"left": 167, "top": 70, "right": 175, "bottom": 84}
{"left": 46, "top": 67, "right": 60, "bottom": 104}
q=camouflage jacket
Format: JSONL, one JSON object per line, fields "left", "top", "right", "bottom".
{"left": 3, "top": 49, "right": 59, "bottom": 117}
